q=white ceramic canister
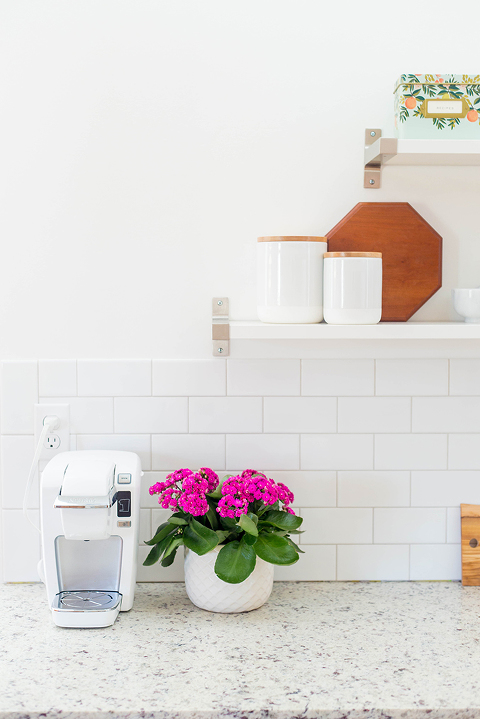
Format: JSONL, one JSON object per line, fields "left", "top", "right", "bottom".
{"left": 257, "top": 236, "right": 328, "bottom": 323}
{"left": 323, "top": 251, "right": 383, "bottom": 325}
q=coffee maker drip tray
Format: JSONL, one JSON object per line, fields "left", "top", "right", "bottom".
{"left": 53, "top": 590, "right": 122, "bottom": 612}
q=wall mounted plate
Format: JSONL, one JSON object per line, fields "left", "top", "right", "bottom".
{"left": 326, "top": 202, "right": 442, "bottom": 322}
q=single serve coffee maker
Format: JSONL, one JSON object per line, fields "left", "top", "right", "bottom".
{"left": 39, "top": 450, "right": 141, "bottom": 628}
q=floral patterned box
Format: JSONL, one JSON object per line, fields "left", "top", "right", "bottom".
{"left": 394, "top": 74, "right": 480, "bottom": 138}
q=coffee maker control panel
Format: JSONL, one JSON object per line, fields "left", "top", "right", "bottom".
{"left": 116, "top": 491, "right": 131, "bottom": 517}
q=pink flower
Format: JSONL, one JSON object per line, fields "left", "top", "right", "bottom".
{"left": 148, "top": 467, "right": 219, "bottom": 517}
{"left": 216, "top": 470, "right": 295, "bottom": 518}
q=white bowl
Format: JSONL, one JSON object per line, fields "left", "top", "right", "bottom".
{"left": 452, "top": 288, "right": 480, "bottom": 323}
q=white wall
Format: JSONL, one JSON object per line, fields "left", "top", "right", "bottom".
{"left": 1, "top": 0, "right": 480, "bottom": 359}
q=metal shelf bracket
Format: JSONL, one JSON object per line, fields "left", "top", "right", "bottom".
{"left": 364, "top": 129, "right": 398, "bottom": 188}
{"left": 212, "top": 297, "right": 229, "bottom": 356}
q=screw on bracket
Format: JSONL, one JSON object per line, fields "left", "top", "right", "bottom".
{"left": 212, "top": 298, "right": 229, "bottom": 357}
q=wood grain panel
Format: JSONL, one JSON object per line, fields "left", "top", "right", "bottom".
{"left": 326, "top": 202, "right": 442, "bottom": 322}
{"left": 461, "top": 507, "right": 480, "bottom": 586}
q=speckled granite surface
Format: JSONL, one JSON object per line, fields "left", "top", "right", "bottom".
{"left": 1, "top": 582, "right": 480, "bottom": 719}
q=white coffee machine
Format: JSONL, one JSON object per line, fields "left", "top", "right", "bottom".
{"left": 39, "top": 450, "right": 141, "bottom": 628}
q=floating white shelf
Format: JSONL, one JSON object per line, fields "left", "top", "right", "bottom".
{"left": 230, "top": 321, "right": 480, "bottom": 340}
{"left": 364, "top": 130, "right": 480, "bottom": 187}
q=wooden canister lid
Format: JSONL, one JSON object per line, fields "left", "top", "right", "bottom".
{"left": 324, "top": 251, "right": 382, "bottom": 258}
{"left": 258, "top": 236, "right": 328, "bottom": 242}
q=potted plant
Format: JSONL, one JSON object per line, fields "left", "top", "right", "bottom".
{"left": 144, "top": 468, "right": 303, "bottom": 613}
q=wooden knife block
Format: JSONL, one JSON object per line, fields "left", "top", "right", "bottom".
{"left": 461, "top": 504, "right": 480, "bottom": 585}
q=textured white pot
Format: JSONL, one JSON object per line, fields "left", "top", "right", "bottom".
{"left": 184, "top": 546, "right": 274, "bottom": 613}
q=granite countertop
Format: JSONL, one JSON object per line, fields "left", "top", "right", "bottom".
{"left": 1, "top": 581, "right": 480, "bottom": 719}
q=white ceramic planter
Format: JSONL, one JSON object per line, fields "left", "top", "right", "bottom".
{"left": 184, "top": 546, "right": 274, "bottom": 613}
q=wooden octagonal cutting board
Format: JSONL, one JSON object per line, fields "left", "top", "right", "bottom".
{"left": 326, "top": 202, "right": 442, "bottom": 322}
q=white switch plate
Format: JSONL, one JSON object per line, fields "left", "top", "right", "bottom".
{"left": 34, "top": 404, "right": 70, "bottom": 461}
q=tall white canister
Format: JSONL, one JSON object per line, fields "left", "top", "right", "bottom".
{"left": 257, "top": 236, "right": 328, "bottom": 323}
{"left": 323, "top": 251, "right": 383, "bottom": 325}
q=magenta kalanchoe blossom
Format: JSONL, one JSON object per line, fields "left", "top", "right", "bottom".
{"left": 217, "top": 469, "right": 295, "bottom": 518}
{"left": 149, "top": 467, "right": 219, "bottom": 516}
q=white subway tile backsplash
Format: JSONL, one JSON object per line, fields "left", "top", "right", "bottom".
{"left": 153, "top": 360, "right": 226, "bottom": 396}
{"left": 152, "top": 434, "right": 225, "bottom": 470}
{"left": 40, "top": 397, "right": 114, "bottom": 434}
{"left": 374, "top": 508, "right": 445, "bottom": 543}
{"left": 450, "top": 360, "right": 480, "bottom": 396}
{"left": 302, "top": 508, "right": 372, "bottom": 544}
{"left": 1, "top": 436, "right": 36, "bottom": 509}
{"left": 274, "top": 545, "right": 336, "bottom": 580}
{"left": 39, "top": 360, "right": 76, "bottom": 396}
{"left": 337, "top": 545, "right": 409, "bottom": 581}
{"left": 338, "top": 397, "right": 411, "bottom": 433}
{"left": 141, "top": 473, "right": 169, "bottom": 508}
{"left": 266, "top": 471, "right": 336, "bottom": 507}
{"left": 2, "top": 509, "right": 40, "bottom": 582}
{"left": 375, "top": 359, "right": 448, "bottom": 396}
{"left": 1, "top": 361, "right": 38, "bottom": 434}
{"left": 189, "top": 397, "right": 262, "bottom": 434}
{"left": 413, "top": 397, "right": 480, "bottom": 433}
{"left": 139, "top": 509, "right": 152, "bottom": 546}
{"left": 447, "top": 507, "right": 461, "bottom": 543}
{"left": 302, "top": 359, "right": 374, "bottom": 396}
{"left": 3, "top": 354, "right": 480, "bottom": 583}
{"left": 152, "top": 508, "right": 172, "bottom": 529}
{"left": 410, "top": 544, "right": 461, "bottom": 581}
{"left": 448, "top": 434, "right": 480, "bottom": 470}
{"left": 411, "top": 470, "right": 480, "bottom": 506}
{"left": 76, "top": 434, "right": 152, "bottom": 470}
{"left": 301, "top": 434, "right": 373, "bottom": 470}
{"left": 137, "top": 545, "right": 185, "bottom": 581}
{"left": 114, "top": 397, "right": 188, "bottom": 434}
{"left": 263, "top": 397, "right": 336, "bottom": 434}
{"left": 375, "top": 434, "right": 447, "bottom": 470}
{"left": 338, "top": 471, "right": 410, "bottom": 507}
{"left": 78, "top": 360, "right": 151, "bottom": 397}
{"left": 227, "top": 359, "right": 300, "bottom": 396}
{"left": 226, "top": 434, "right": 299, "bottom": 470}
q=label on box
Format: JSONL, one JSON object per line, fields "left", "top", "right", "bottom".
{"left": 427, "top": 100, "right": 463, "bottom": 115}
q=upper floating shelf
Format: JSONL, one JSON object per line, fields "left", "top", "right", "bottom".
{"left": 230, "top": 321, "right": 480, "bottom": 340}
{"left": 364, "top": 129, "right": 480, "bottom": 187}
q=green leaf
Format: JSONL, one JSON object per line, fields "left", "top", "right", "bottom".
{"left": 161, "top": 548, "right": 178, "bottom": 567}
{"left": 207, "top": 474, "right": 232, "bottom": 499}
{"left": 254, "top": 533, "right": 299, "bottom": 565}
{"left": 219, "top": 515, "right": 239, "bottom": 530}
{"left": 214, "top": 539, "right": 256, "bottom": 583}
{"left": 260, "top": 510, "right": 303, "bottom": 531}
{"left": 161, "top": 535, "right": 184, "bottom": 565}
{"left": 183, "top": 517, "right": 219, "bottom": 556}
{"left": 206, "top": 506, "right": 219, "bottom": 530}
{"left": 143, "top": 542, "right": 164, "bottom": 566}
{"left": 168, "top": 517, "right": 188, "bottom": 526}
{"left": 215, "top": 529, "right": 230, "bottom": 543}
{"left": 144, "top": 522, "right": 177, "bottom": 546}
{"left": 243, "top": 532, "right": 258, "bottom": 546}
{"left": 238, "top": 513, "right": 258, "bottom": 536}
{"left": 286, "top": 537, "right": 305, "bottom": 554}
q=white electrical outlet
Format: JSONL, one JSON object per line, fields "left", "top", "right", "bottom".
{"left": 34, "top": 404, "right": 70, "bottom": 461}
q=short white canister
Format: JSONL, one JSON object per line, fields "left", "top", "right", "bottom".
{"left": 257, "top": 236, "right": 328, "bottom": 323}
{"left": 323, "top": 251, "right": 383, "bottom": 325}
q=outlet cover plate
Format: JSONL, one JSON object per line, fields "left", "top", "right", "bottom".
{"left": 34, "top": 404, "right": 70, "bottom": 462}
